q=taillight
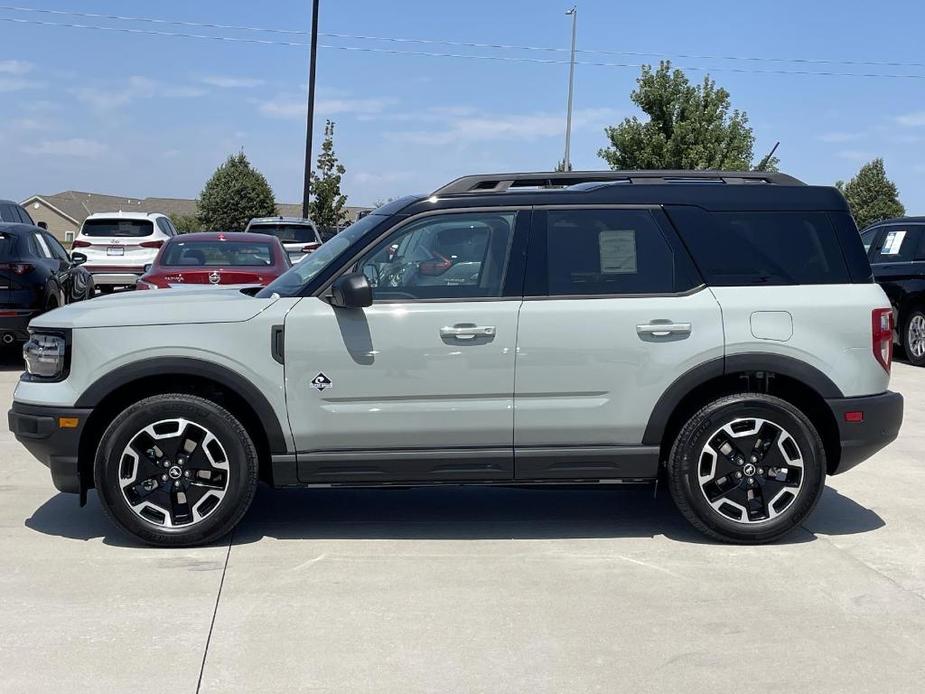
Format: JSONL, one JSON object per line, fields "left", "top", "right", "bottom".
{"left": 140, "top": 240, "right": 164, "bottom": 249}
{"left": 0, "top": 262, "right": 34, "bottom": 275}
{"left": 872, "top": 308, "right": 893, "bottom": 373}
{"left": 71, "top": 240, "right": 91, "bottom": 248}
{"left": 301, "top": 242, "right": 321, "bottom": 253}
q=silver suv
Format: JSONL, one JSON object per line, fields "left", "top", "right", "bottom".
{"left": 8, "top": 171, "right": 903, "bottom": 546}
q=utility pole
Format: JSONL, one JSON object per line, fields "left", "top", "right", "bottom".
{"left": 563, "top": 6, "right": 577, "bottom": 171}
{"left": 301, "top": 0, "right": 320, "bottom": 219}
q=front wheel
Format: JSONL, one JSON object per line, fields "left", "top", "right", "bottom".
{"left": 94, "top": 394, "right": 258, "bottom": 547}
{"left": 667, "top": 393, "right": 826, "bottom": 544}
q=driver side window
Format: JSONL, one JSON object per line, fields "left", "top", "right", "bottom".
{"left": 357, "top": 211, "right": 516, "bottom": 301}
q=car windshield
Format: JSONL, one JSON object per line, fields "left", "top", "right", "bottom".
{"left": 82, "top": 219, "right": 154, "bottom": 237}
{"left": 250, "top": 223, "right": 318, "bottom": 244}
{"left": 161, "top": 240, "right": 275, "bottom": 267}
{"left": 256, "top": 214, "right": 383, "bottom": 297}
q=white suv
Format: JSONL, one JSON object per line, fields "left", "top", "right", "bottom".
{"left": 244, "top": 216, "right": 322, "bottom": 263}
{"left": 72, "top": 212, "right": 177, "bottom": 291}
{"left": 8, "top": 171, "right": 904, "bottom": 547}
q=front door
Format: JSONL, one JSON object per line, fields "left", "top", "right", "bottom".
{"left": 513, "top": 207, "right": 724, "bottom": 479}
{"left": 284, "top": 209, "right": 527, "bottom": 483}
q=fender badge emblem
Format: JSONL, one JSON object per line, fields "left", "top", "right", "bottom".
{"left": 310, "top": 372, "right": 333, "bottom": 391}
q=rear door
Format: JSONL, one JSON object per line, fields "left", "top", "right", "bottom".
{"left": 513, "top": 206, "right": 723, "bottom": 479}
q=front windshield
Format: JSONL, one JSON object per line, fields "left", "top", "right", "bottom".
{"left": 256, "top": 214, "right": 385, "bottom": 297}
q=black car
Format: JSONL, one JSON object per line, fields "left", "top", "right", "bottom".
{"left": 1, "top": 200, "right": 95, "bottom": 344}
{"left": 860, "top": 217, "right": 925, "bottom": 366}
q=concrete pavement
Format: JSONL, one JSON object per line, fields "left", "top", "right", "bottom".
{"left": 2, "top": 348, "right": 923, "bottom": 693}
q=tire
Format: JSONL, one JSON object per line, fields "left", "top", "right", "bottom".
{"left": 94, "top": 394, "right": 258, "bottom": 547}
{"left": 667, "top": 393, "right": 826, "bottom": 544}
{"left": 903, "top": 307, "right": 925, "bottom": 367}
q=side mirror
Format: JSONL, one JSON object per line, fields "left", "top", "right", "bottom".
{"left": 330, "top": 272, "right": 372, "bottom": 309}
{"left": 37, "top": 221, "right": 48, "bottom": 230}
{"left": 71, "top": 252, "right": 87, "bottom": 265}
{"left": 143, "top": 263, "right": 153, "bottom": 273}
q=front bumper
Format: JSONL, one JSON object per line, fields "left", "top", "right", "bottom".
{"left": 8, "top": 402, "right": 92, "bottom": 494}
{"left": 826, "top": 390, "right": 903, "bottom": 474}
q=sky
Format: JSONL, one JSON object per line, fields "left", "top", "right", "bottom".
{"left": 1, "top": 0, "right": 924, "bottom": 211}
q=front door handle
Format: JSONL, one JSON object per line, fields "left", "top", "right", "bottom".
{"left": 440, "top": 324, "right": 496, "bottom": 340}
{"left": 636, "top": 322, "right": 691, "bottom": 337}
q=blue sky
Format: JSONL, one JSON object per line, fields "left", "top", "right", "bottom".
{"left": 1, "top": 0, "right": 924, "bottom": 210}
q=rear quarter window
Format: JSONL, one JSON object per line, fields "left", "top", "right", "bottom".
{"left": 0, "top": 232, "right": 19, "bottom": 258}
{"left": 666, "top": 206, "right": 851, "bottom": 286}
{"left": 81, "top": 219, "right": 154, "bottom": 237}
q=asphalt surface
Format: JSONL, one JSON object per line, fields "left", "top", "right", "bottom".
{"left": 1, "top": 347, "right": 923, "bottom": 693}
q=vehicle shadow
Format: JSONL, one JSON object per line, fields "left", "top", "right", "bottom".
{"left": 24, "top": 483, "right": 884, "bottom": 548}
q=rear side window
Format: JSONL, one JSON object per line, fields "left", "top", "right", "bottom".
{"left": 870, "top": 225, "right": 924, "bottom": 263}
{"left": 156, "top": 218, "right": 174, "bottom": 236}
{"left": 545, "top": 209, "right": 682, "bottom": 296}
{"left": 81, "top": 219, "right": 154, "bottom": 237}
{"left": 667, "top": 207, "right": 850, "bottom": 286}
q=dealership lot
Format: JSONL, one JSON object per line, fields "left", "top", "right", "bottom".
{"left": 1, "top": 350, "right": 923, "bottom": 693}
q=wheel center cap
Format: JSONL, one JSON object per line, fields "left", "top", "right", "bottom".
{"left": 168, "top": 466, "right": 182, "bottom": 480}
{"left": 742, "top": 463, "right": 757, "bottom": 477}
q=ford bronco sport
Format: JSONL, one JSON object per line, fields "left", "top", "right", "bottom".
{"left": 8, "top": 171, "right": 903, "bottom": 546}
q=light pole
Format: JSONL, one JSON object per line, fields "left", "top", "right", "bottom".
{"left": 301, "top": 0, "right": 320, "bottom": 220}
{"left": 563, "top": 6, "right": 577, "bottom": 171}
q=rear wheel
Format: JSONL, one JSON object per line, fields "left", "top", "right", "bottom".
{"left": 94, "top": 394, "right": 258, "bottom": 547}
{"left": 903, "top": 308, "right": 925, "bottom": 367}
{"left": 667, "top": 393, "right": 826, "bottom": 544}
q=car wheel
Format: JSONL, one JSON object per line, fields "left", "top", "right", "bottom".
{"left": 667, "top": 393, "right": 826, "bottom": 544}
{"left": 903, "top": 308, "right": 925, "bottom": 367}
{"left": 94, "top": 394, "right": 258, "bottom": 547}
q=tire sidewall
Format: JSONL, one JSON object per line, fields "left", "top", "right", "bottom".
{"left": 94, "top": 395, "right": 257, "bottom": 546}
{"left": 671, "top": 395, "right": 826, "bottom": 543}
{"left": 904, "top": 309, "right": 925, "bottom": 366}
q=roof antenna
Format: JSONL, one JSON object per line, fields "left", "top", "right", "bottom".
{"left": 754, "top": 141, "right": 780, "bottom": 172}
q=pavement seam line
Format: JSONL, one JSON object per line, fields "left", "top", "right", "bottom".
{"left": 196, "top": 531, "right": 234, "bottom": 694}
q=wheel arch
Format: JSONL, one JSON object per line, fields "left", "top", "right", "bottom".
{"left": 75, "top": 358, "right": 289, "bottom": 495}
{"left": 644, "top": 354, "right": 842, "bottom": 474}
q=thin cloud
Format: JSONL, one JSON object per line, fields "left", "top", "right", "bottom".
{"left": 895, "top": 111, "right": 925, "bottom": 127}
{"left": 72, "top": 76, "right": 205, "bottom": 110}
{"left": 259, "top": 96, "right": 394, "bottom": 120}
{"left": 23, "top": 138, "right": 108, "bottom": 158}
{"left": 200, "top": 75, "right": 265, "bottom": 89}
{"left": 818, "top": 131, "right": 864, "bottom": 143}
{"left": 0, "top": 59, "right": 32, "bottom": 75}
{"left": 836, "top": 150, "right": 874, "bottom": 162}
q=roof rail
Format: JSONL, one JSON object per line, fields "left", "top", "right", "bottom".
{"left": 431, "top": 170, "right": 805, "bottom": 195}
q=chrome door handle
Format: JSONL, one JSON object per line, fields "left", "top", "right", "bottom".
{"left": 636, "top": 322, "right": 691, "bottom": 337}
{"left": 440, "top": 325, "right": 496, "bottom": 340}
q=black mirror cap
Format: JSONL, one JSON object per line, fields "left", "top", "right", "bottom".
{"left": 71, "top": 252, "right": 88, "bottom": 265}
{"left": 37, "top": 221, "right": 48, "bottom": 230}
{"left": 330, "top": 272, "right": 372, "bottom": 308}
{"left": 143, "top": 263, "right": 153, "bottom": 273}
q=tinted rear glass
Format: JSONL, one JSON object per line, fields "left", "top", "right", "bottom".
{"left": 0, "top": 231, "right": 18, "bottom": 259}
{"left": 82, "top": 219, "right": 154, "bottom": 237}
{"left": 667, "top": 207, "right": 850, "bottom": 286}
{"left": 249, "top": 224, "right": 317, "bottom": 243}
{"left": 161, "top": 240, "right": 275, "bottom": 267}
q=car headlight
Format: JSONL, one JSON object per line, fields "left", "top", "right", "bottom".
{"left": 23, "top": 331, "right": 70, "bottom": 381}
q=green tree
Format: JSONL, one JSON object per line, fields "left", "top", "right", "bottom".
{"left": 198, "top": 152, "right": 276, "bottom": 231}
{"left": 308, "top": 120, "right": 348, "bottom": 231}
{"left": 836, "top": 158, "right": 905, "bottom": 229}
{"left": 599, "top": 61, "right": 775, "bottom": 171}
{"left": 554, "top": 159, "right": 572, "bottom": 172}
{"left": 170, "top": 214, "right": 201, "bottom": 233}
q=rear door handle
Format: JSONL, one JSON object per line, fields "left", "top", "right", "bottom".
{"left": 440, "top": 325, "right": 496, "bottom": 340}
{"left": 636, "top": 322, "right": 691, "bottom": 337}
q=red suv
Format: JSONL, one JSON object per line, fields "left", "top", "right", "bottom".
{"left": 136, "top": 232, "right": 290, "bottom": 289}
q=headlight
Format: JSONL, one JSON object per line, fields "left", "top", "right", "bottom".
{"left": 23, "top": 332, "right": 69, "bottom": 381}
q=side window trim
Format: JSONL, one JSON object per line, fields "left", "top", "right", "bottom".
{"left": 33, "top": 232, "right": 52, "bottom": 258}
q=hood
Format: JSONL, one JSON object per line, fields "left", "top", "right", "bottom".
{"left": 31, "top": 287, "right": 278, "bottom": 329}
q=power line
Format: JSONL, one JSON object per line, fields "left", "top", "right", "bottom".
{"left": 3, "top": 15, "right": 925, "bottom": 80}
{"left": 2, "top": 4, "right": 925, "bottom": 71}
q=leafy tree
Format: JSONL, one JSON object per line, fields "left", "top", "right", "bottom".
{"left": 170, "top": 214, "right": 201, "bottom": 233}
{"left": 599, "top": 61, "right": 775, "bottom": 171}
{"left": 554, "top": 159, "right": 573, "bottom": 172}
{"left": 308, "top": 120, "right": 348, "bottom": 231}
{"left": 836, "top": 158, "right": 905, "bottom": 229}
{"left": 198, "top": 152, "right": 276, "bottom": 231}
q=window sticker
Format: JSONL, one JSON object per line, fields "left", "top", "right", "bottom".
{"left": 882, "top": 230, "right": 906, "bottom": 255}
{"left": 599, "top": 229, "right": 637, "bottom": 273}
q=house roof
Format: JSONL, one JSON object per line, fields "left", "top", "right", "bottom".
{"left": 21, "top": 190, "right": 371, "bottom": 225}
